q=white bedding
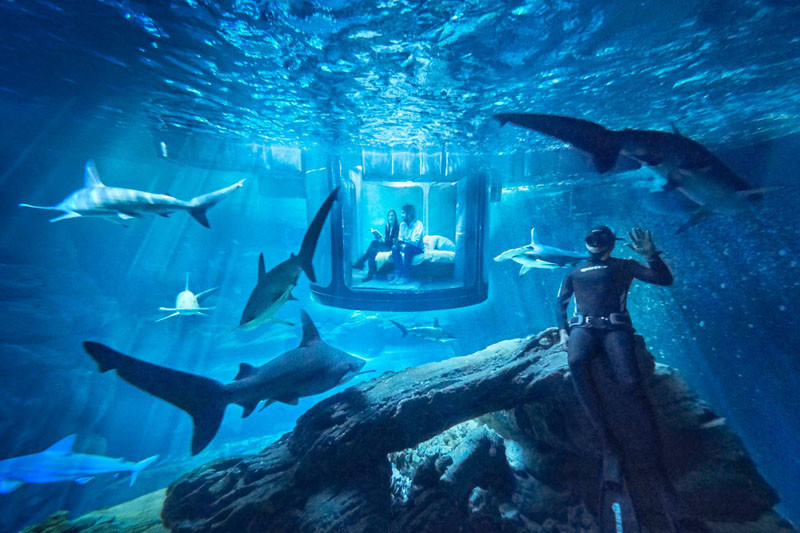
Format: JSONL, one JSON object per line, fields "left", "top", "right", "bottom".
{"left": 374, "top": 235, "right": 456, "bottom": 271}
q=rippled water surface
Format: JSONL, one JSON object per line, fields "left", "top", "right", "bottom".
{"left": 1, "top": 0, "right": 798, "bottom": 148}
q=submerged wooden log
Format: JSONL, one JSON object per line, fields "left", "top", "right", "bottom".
{"left": 161, "top": 329, "right": 794, "bottom": 532}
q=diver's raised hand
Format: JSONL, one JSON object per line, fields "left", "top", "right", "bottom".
{"left": 559, "top": 329, "right": 569, "bottom": 346}
{"left": 625, "top": 227, "right": 658, "bottom": 259}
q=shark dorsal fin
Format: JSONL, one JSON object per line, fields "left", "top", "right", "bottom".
{"left": 258, "top": 254, "right": 266, "bottom": 283}
{"left": 45, "top": 434, "right": 77, "bottom": 454}
{"left": 530, "top": 227, "right": 541, "bottom": 246}
{"left": 434, "top": 318, "right": 440, "bottom": 327}
{"left": 234, "top": 363, "right": 256, "bottom": 381}
{"left": 185, "top": 272, "right": 190, "bottom": 292}
{"left": 299, "top": 310, "right": 320, "bottom": 346}
{"left": 84, "top": 160, "right": 104, "bottom": 188}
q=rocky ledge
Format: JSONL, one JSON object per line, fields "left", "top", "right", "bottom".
{"left": 158, "top": 329, "right": 795, "bottom": 532}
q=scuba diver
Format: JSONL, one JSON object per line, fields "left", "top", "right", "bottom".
{"left": 556, "top": 225, "right": 707, "bottom": 533}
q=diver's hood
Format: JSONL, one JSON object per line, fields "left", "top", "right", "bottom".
{"left": 585, "top": 225, "right": 623, "bottom": 259}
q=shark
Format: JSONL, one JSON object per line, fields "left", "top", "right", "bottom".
{"left": 0, "top": 434, "right": 157, "bottom": 494}
{"left": 494, "top": 113, "right": 775, "bottom": 232}
{"left": 494, "top": 227, "right": 586, "bottom": 275}
{"left": 156, "top": 273, "right": 219, "bottom": 323}
{"left": 83, "top": 310, "right": 372, "bottom": 455}
{"left": 19, "top": 159, "right": 245, "bottom": 228}
{"left": 390, "top": 318, "right": 457, "bottom": 342}
{"left": 238, "top": 187, "right": 339, "bottom": 331}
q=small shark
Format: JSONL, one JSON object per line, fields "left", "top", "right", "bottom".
{"left": 390, "top": 318, "right": 457, "bottom": 342}
{"left": 83, "top": 310, "right": 372, "bottom": 455}
{"left": 238, "top": 187, "right": 339, "bottom": 331}
{"left": 0, "top": 435, "right": 157, "bottom": 494}
{"left": 19, "top": 160, "right": 245, "bottom": 228}
{"left": 494, "top": 227, "right": 585, "bottom": 275}
{"left": 494, "top": 113, "right": 775, "bottom": 232}
{"left": 156, "top": 273, "right": 219, "bottom": 323}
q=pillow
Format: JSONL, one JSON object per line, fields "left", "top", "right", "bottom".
{"left": 423, "top": 235, "right": 456, "bottom": 252}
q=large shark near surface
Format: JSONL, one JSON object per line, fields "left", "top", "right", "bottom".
{"left": 238, "top": 187, "right": 339, "bottom": 331}
{"left": 19, "top": 159, "right": 245, "bottom": 228}
{"left": 494, "top": 113, "right": 775, "bottom": 232}
{"left": 494, "top": 227, "right": 585, "bottom": 275}
{"left": 83, "top": 310, "right": 371, "bottom": 455}
{"left": 156, "top": 273, "right": 218, "bottom": 323}
{"left": 0, "top": 434, "right": 157, "bottom": 493}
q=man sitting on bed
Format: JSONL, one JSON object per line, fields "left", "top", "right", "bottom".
{"left": 391, "top": 203, "right": 425, "bottom": 284}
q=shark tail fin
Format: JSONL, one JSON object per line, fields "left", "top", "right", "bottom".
{"left": 129, "top": 455, "right": 159, "bottom": 486}
{"left": 82, "top": 342, "right": 229, "bottom": 456}
{"left": 390, "top": 320, "right": 408, "bottom": 337}
{"left": 297, "top": 187, "right": 339, "bottom": 283}
{"left": 187, "top": 179, "right": 247, "bottom": 229}
{"left": 493, "top": 113, "right": 621, "bottom": 173}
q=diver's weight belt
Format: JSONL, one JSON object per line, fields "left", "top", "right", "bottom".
{"left": 569, "top": 313, "right": 632, "bottom": 329}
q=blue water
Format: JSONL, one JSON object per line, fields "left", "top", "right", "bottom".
{"left": 0, "top": 1, "right": 799, "bottom": 531}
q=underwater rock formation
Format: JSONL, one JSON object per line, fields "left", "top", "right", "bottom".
{"left": 160, "top": 327, "right": 795, "bottom": 532}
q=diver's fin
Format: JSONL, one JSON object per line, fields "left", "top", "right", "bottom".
{"left": 296, "top": 187, "right": 339, "bottom": 283}
{"left": 49, "top": 212, "right": 81, "bottom": 223}
{"left": 299, "top": 311, "right": 320, "bottom": 346}
{"left": 82, "top": 342, "right": 228, "bottom": 455}
{"left": 84, "top": 160, "right": 105, "bottom": 188}
{"left": 129, "top": 455, "right": 158, "bottom": 486}
{"left": 493, "top": 113, "right": 621, "bottom": 173}
{"left": 155, "top": 312, "right": 180, "bottom": 323}
{"left": 519, "top": 265, "right": 534, "bottom": 276}
{"left": 390, "top": 320, "right": 408, "bottom": 337}
{"left": 45, "top": 435, "right": 77, "bottom": 454}
{"left": 75, "top": 476, "right": 94, "bottom": 485}
{"left": 234, "top": 363, "right": 257, "bottom": 381}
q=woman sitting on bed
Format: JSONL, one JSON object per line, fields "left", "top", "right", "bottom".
{"left": 353, "top": 208, "right": 400, "bottom": 281}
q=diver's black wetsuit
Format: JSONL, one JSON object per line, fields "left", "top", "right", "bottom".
{"left": 557, "top": 253, "right": 684, "bottom": 530}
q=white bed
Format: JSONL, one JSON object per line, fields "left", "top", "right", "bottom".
{"left": 374, "top": 235, "right": 455, "bottom": 271}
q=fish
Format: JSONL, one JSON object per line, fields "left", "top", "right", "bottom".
{"left": 156, "top": 273, "right": 218, "bottom": 323}
{"left": 19, "top": 159, "right": 245, "bottom": 228}
{"left": 83, "top": 310, "right": 371, "bottom": 455}
{"left": 494, "top": 227, "right": 585, "bottom": 275}
{"left": 390, "top": 318, "right": 457, "bottom": 342}
{"left": 494, "top": 113, "right": 777, "bottom": 232}
{"left": 238, "top": 187, "right": 339, "bottom": 331}
{"left": 0, "top": 435, "right": 157, "bottom": 493}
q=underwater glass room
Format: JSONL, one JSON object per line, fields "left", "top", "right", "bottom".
{"left": 1, "top": 1, "right": 799, "bottom": 532}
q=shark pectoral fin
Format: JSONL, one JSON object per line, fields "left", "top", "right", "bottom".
{"left": 49, "top": 212, "right": 81, "bottom": 223}
{"left": 259, "top": 400, "right": 275, "bottom": 412}
{"left": 159, "top": 307, "right": 178, "bottom": 312}
{"left": 74, "top": 476, "right": 94, "bottom": 485}
{"left": 158, "top": 212, "right": 173, "bottom": 218}
{"left": 276, "top": 397, "right": 299, "bottom": 406}
{"left": 117, "top": 212, "right": 137, "bottom": 220}
{"left": 155, "top": 312, "right": 180, "bottom": 323}
{"left": 0, "top": 479, "right": 24, "bottom": 494}
{"left": 519, "top": 265, "right": 534, "bottom": 276}
{"left": 676, "top": 208, "right": 712, "bottom": 234}
{"left": 288, "top": 292, "right": 299, "bottom": 301}
{"left": 271, "top": 317, "right": 295, "bottom": 327}
{"left": 194, "top": 287, "right": 219, "bottom": 300}
{"left": 239, "top": 400, "right": 260, "bottom": 418}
